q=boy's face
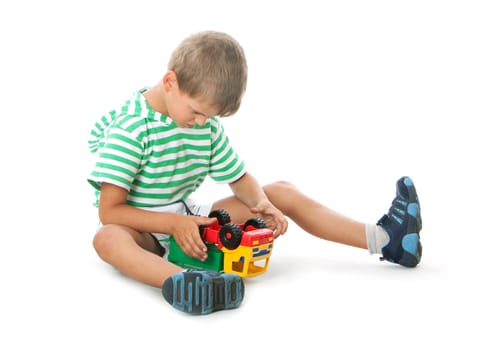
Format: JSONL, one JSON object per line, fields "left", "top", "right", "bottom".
{"left": 165, "top": 75, "right": 218, "bottom": 128}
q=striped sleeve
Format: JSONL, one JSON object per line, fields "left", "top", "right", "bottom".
{"left": 87, "top": 96, "right": 134, "bottom": 154}
{"left": 87, "top": 125, "right": 144, "bottom": 192}
{"left": 208, "top": 118, "right": 246, "bottom": 183}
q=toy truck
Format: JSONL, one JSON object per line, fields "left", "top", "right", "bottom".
{"left": 168, "top": 209, "right": 274, "bottom": 278}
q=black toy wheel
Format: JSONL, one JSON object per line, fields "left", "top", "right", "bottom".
{"left": 244, "top": 217, "right": 267, "bottom": 230}
{"left": 209, "top": 209, "right": 231, "bottom": 225}
{"left": 219, "top": 223, "right": 242, "bottom": 250}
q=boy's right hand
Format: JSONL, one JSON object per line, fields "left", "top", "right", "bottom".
{"left": 171, "top": 216, "right": 217, "bottom": 261}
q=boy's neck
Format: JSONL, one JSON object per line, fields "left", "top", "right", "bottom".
{"left": 143, "top": 82, "right": 168, "bottom": 115}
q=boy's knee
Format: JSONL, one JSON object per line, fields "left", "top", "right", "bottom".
{"left": 92, "top": 224, "right": 119, "bottom": 261}
{"left": 263, "top": 181, "right": 299, "bottom": 214}
{"left": 264, "top": 180, "right": 296, "bottom": 194}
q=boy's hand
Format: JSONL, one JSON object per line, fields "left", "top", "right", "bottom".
{"left": 171, "top": 216, "right": 217, "bottom": 261}
{"left": 250, "top": 203, "right": 288, "bottom": 239}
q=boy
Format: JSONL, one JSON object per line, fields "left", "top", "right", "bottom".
{"left": 87, "top": 31, "right": 422, "bottom": 315}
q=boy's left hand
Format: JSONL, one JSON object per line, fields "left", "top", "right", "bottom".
{"left": 250, "top": 203, "right": 288, "bottom": 238}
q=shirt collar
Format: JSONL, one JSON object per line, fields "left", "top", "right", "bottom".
{"left": 136, "top": 88, "right": 174, "bottom": 125}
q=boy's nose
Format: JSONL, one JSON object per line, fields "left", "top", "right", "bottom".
{"left": 195, "top": 116, "right": 206, "bottom": 126}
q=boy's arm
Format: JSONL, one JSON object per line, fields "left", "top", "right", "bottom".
{"left": 228, "top": 172, "right": 288, "bottom": 237}
{"left": 98, "top": 182, "right": 214, "bottom": 261}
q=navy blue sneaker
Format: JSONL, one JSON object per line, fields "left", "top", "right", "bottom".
{"left": 377, "top": 176, "right": 422, "bottom": 267}
{"left": 162, "top": 270, "right": 244, "bottom": 315}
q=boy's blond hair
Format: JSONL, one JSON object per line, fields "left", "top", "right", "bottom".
{"left": 168, "top": 31, "right": 247, "bottom": 117}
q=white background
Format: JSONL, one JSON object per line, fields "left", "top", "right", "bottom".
{"left": 1, "top": 0, "right": 488, "bottom": 349}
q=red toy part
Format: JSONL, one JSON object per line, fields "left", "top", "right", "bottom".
{"left": 189, "top": 209, "right": 275, "bottom": 277}
{"left": 239, "top": 228, "right": 273, "bottom": 247}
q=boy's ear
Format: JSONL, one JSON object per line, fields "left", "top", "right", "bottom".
{"left": 163, "top": 71, "right": 178, "bottom": 91}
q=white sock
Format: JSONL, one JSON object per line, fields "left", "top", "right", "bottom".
{"left": 365, "top": 224, "right": 390, "bottom": 255}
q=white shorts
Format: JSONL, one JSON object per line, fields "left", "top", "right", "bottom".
{"left": 141, "top": 198, "right": 212, "bottom": 258}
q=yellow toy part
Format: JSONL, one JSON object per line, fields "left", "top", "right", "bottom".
{"left": 221, "top": 231, "right": 273, "bottom": 277}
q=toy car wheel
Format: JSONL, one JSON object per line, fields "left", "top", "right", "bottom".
{"left": 209, "top": 209, "right": 231, "bottom": 225}
{"left": 244, "top": 217, "right": 267, "bottom": 230}
{"left": 219, "top": 223, "right": 242, "bottom": 250}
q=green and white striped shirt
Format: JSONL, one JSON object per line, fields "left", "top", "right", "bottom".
{"left": 87, "top": 89, "right": 245, "bottom": 207}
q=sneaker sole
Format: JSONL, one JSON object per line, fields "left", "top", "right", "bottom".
{"left": 396, "top": 177, "right": 422, "bottom": 267}
{"left": 402, "top": 177, "right": 422, "bottom": 232}
{"left": 380, "top": 177, "right": 423, "bottom": 267}
{"left": 162, "top": 272, "right": 244, "bottom": 315}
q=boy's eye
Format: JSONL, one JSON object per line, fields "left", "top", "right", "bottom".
{"left": 194, "top": 111, "right": 208, "bottom": 119}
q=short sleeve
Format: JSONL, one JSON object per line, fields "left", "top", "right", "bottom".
{"left": 87, "top": 125, "right": 144, "bottom": 192}
{"left": 208, "top": 118, "right": 246, "bottom": 184}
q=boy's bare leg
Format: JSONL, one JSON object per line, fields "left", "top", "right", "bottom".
{"left": 212, "top": 181, "right": 367, "bottom": 249}
{"left": 93, "top": 224, "right": 183, "bottom": 288}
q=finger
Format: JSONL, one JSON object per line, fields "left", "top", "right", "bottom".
{"left": 273, "top": 229, "right": 281, "bottom": 239}
{"left": 197, "top": 216, "right": 217, "bottom": 226}
{"left": 181, "top": 238, "right": 208, "bottom": 261}
{"left": 189, "top": 232, "right": 208, "bottom": 260}
{"left": 273, "top": 219, "right": 288, "bottom": 238}
{"left": 281, "top": 218, "right": 288, "bottom": 234}
{"left": 273, "top": 225, "right": 284, "bottom": 238}
{"left": 177, "top": 228, "right": 208, "bottom": 260}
